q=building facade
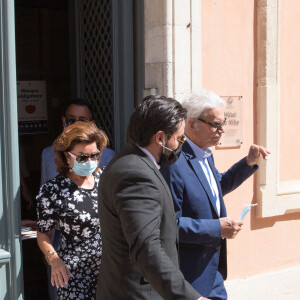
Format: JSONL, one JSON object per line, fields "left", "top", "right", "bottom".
{"left": 144, "top": 1, "right": 300, "bottom": 298}
{"left": 1, "top": 0, "right": 300, "bottom": 299}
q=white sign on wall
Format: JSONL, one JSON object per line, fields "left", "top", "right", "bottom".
{"left": 17, "top": 81, "right": 48, "bottom": 134}
{"left": 217, "top": 96, "right": 243, "bottom": 148}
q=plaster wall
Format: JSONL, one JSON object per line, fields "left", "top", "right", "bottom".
{"left": 279, "top": 0, "right": 300, "bottom": 182}
{"left": 144, "top": 0, "right": 173, "bottom": 96}
{"left": 144, "top": 0, "right": 202, "bottom": 99}
{"left": 201, "top": 0, "right": 300, "bottom": 282}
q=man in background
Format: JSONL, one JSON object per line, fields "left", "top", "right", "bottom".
{"left": 41, "top": 98, "right": 115, "bottom": 184}
{"left": 161, "top": 89, "right": 270, "bottom": 300}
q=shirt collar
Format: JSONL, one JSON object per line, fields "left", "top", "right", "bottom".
{"left": 137, "top": 145, "right": 160, "bottom": 169}
{"left": 185, "top": 136, "right": 212, "bottom": 160}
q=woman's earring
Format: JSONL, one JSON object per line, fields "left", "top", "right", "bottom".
{"left": 67, "top": 160, "right": 73, "bottom": 172}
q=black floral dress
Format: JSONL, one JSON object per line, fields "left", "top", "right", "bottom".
{"left": 36, "top": 171, "right": 102, "bottom": 300}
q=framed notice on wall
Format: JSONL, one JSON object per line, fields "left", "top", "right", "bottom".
{"left": 217, "top": 96, "right": 243, "bottom": 148}
{"left": 17, "top": 81, "right": 48, "bottom": 134}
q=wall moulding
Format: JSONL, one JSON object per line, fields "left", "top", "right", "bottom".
{"left": 256, "top": 0, "right": 300, "bottom": 218}
{"left": 144, "top": 0, "right": 202, "bottom": 99}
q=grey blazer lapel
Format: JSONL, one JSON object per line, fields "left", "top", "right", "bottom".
{"left": 138, "top": 148, "right": 179, "bottom": 247}
{"left": 139, "top": 154, "right": 173, "bottom": 201}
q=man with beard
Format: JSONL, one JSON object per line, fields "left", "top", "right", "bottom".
{"left": 97, "top": 95, "right": 206, "bottom": 300}
{"left": 161, "top": 89, "right": 270, "bottom": 300}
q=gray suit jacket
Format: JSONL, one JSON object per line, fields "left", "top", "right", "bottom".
{"left": 97, "top": 145, "right": 200, "bottom": 300}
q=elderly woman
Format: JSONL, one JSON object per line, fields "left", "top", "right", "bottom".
{"left": 36, "top": 121, "right": 108, "bottom": 300}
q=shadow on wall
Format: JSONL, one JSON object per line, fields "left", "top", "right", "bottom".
{"left": 249, "top": 184, "right": 300, "bottom": 231}
{"left": 251, "top": 211, "right": 300, "bottom": 230}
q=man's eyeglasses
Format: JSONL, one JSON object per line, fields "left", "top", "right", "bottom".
{"left": 68, "top": 151, "right": 101, "bottom": 163}
{"left": 65, "top": 118, "right": 89, "bottom": 126}
{"left": 167, "top": 134, "right": 186, "bottom": 147}
{"left": 197, "top": 118, "right": 227, "bottom": 131}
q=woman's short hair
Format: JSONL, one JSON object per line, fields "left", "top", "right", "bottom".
{"left": 53, "top": 121, "right": 108, "bottom": 176}
{"left": 126, "top": 95, "right": 187, "bottom": 147}
{"left": 181, "top": 89, "right": 226, "bottom": 120}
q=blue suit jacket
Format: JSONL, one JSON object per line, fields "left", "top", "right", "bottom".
{"left": 160, "top": 142, "right": 257, "bottom": 296}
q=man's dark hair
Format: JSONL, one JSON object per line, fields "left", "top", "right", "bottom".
{"left": 126, "top": 95, "right": 187, "bottom": 147}
{"left": 63, "top": 98, "right": 94, "bottom": 120}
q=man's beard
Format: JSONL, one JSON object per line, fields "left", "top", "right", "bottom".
{"left": 158, "top": 143, "right": 182, "bottom": 167}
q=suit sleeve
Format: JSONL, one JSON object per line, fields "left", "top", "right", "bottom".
{"left": 214, "top": 157, "right": 258, "bottom": 196}
{"left": 161, "top": 164, "right": 221, "bottom": 248}
{"left": 114, "top": 166, "right": 201, "bottom": 300}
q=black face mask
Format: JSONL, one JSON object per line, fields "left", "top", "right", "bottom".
{"left": 159, "top": 145, "right": 182, "bottom": 167}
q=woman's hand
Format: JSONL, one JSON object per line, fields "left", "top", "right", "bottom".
{"left": 36, "top": 231, "right": 73, "bottom": 288}
{"left": 49, "top": 255, "right": 73, "bottom": 288}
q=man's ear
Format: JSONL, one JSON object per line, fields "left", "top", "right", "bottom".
{"left": 188, "top": 118, "right": 196, "bottom": 130}
{"left": 154, "top": 131, "right": 164, "bottom": 145}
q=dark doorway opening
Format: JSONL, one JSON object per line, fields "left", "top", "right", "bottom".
{"left": 15, "top": 1, "right": 70, "bottom": 299}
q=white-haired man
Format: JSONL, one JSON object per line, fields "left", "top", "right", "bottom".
{"left": 161, "top": 89, "right": 270, "bottom": 300}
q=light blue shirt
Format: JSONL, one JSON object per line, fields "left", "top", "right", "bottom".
{"left": 40, "top": 145, "right": 116, "bottom": 185}
{"left": 185, "top": 136, "right": 220, "bottom": 216}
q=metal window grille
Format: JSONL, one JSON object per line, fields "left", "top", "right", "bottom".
{"left": 79, "top": 0, "right": 114, "bottom": 146}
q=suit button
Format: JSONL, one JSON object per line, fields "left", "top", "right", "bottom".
{"left": 216, "top": 246, "right": 220, "bottom": 251}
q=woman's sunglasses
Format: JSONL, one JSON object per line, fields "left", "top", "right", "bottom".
{"left": 68, "top": 151, "right": 101, "bottom": 163}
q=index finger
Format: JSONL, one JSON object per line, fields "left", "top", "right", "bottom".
{"left": 258, "top": 146, "right": 271, "bottom": 159}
